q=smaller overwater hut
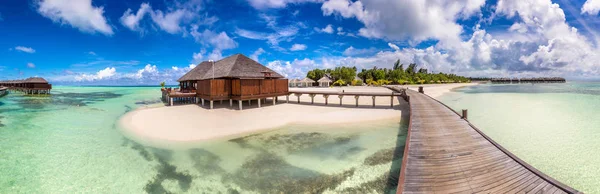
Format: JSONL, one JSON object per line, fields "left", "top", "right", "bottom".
{"left": 317, "top": 75, "right": 333, "bottom": 87}
{"left": 0, "top": 77, "right": 52, "bottom": 94}
{"left": 298, "top": 77, "right": 315, "bottom": 87}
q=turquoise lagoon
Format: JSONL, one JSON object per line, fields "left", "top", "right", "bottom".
{"left": 439, "top": 82, "right": 600, "bottom": 193}
{"left": 0, "top": 86, "right": 407, "bottom": 193}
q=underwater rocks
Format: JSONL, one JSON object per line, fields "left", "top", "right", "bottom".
{"left": 226, "top": 152, "right": 355, "bottom": 193}
{"left": 188, "top": 149, "right": 225, "bottom": 175}
{"left": 144, "top": 158, "right": 193, "bottom": 194}
{"left": 363, "top": 146, "right": 404, "bottom": 166}
{"left": 341, "top": 173, "right": 398, "bottom": 194}
{"left": 135, "top": 99, "right": 163, "bottom": 105}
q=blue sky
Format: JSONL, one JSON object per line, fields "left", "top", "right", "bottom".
{"left": 1, "top": 0, "right": 600, "bottom": 85}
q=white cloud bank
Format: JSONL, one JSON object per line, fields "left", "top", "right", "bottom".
{"left": 37, "top": 0, "right": 113, "bottom": 35}
{"left": 582, "top": 0, "right": 600, "bottom": 15}
{"left": 264, "top": 0, "right": 600, "bottom": 79}
{"left": 246, "top": 0, "right": 323, "bottom": 9}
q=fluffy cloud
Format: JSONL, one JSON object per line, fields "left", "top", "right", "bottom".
{"left": 37, "top": 0, "right": 113, "bottom": 35}
{"left": 266, "top": 59, "right": 313, "bottom": 78}
{"left": 387, "top": 43, "right": 400, "bottom": 51}
{"left": 246, "top": 0, "right": 322, "bottom": 9}
{"left": 290, "top": 44, "right": 307, "bottom": 51}
{"left": 342, "top": 46, "right": 377, "bottom": 56}
{"left": 15, "top": 46, "right": 36, "bottom": 53}
{"left": 125, "top": 64, "right": 158, "bottom": 79}
{"left": 120, "top": 1, "right": 214, "bottom": 34}
{"left": 582, "top": 0, "right": 600, "bottom": 15}
{"left": 190, "top": 26, "right": 238, "bottom": 50}
{"left": 250, "top": 48, "right": 266, "bottom": 61}
{"left": 315, "top": 24, "right": 334, "bottom": 33}
{"left": 321, "top": 0, "right": 485, "bottom": 44}
{"left": 75, "top": 67, "right": 116, "bottom": 81}
{"left": 120, "top": 3, "right": 151, "bottom": 32}
{"left": 27, "top": 62, "right": 36, "bottom": 68}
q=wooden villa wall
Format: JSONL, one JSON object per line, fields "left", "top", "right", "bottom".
{"left": 196, "top": 79, "right": 231, "bottom": 100}
{"left": 231, "top": 79, "right": 289, "bottom": 100}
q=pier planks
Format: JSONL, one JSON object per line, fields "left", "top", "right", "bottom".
{"left": 394, "top": 88, "right": 580, "bottom": 194}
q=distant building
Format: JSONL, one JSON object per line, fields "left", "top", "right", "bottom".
{"left": 317, "top": 75, "right": 333, "bottom": 87}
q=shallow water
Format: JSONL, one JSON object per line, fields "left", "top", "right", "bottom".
{"left": 438, "top": 83, "right": 600, "bottom": 193}
{"left": 0, "top": 86, "right": 407, "bottom": 193}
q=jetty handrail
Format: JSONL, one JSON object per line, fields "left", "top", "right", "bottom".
{"left": 288, "top": 90, "right": 404, "bottom": 96}
{"left": 388, "top": 86, "right": 580, "bottom": 194}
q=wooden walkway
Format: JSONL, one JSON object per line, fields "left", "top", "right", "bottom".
{"left": 392, "top": 87, "right": 580, "bottom": 194}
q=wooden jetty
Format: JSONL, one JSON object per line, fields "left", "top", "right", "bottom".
{"left": 287, "top": 89, "right": 403, "bottom": 107}
{"left": 0, "top": 77, "right": 52, "bottom": 94}
{"left": 390, "top": 86, "right": 580, "bottom": 194}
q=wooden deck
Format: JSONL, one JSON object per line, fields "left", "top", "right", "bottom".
{"left": 392, "top": 87, "right": 580, "bottom": 194}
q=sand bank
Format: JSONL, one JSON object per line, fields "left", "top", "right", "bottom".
{"left": 119, "top": 83, "right": 475, "bottom": 146}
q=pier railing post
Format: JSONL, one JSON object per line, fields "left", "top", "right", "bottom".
{"left": 230, "top": 99, "right": 233, "bottom": 107}
{"left": 310, "top": 94, "right": 315, "bottom": 104}
{"left": 372, "top": 96, "right": 376, "bottom": 107}
{"left": 338, "top": 95, "right": 343, "bottom": 106}
{"left": 323, "top": 94, "right": 329, "bottom": 105}
{"left": 355, "top": 95, "right": 360, "bottom": 107}
{"left": 273, "top": 97, "right": 276, "bottom": 105}
{"left": 239, "top": 100, "right": 243, "bottom": 110}
{"left": 462, "top": 109, "right": 468, "bottom": 120}
{"left": 286, "top": 94, "right": 290, "bottom": 103}
{"left": 258, "top": 98, "right": 261, "bottom": 108}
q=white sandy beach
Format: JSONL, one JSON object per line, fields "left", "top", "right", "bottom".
{"left": 119, "top": 83, "right": 475, "bottom": 146}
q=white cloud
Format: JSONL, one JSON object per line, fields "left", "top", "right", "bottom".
{"left": 321, "top": 0, "right": 485, "bottom": 44}
{"left": 192, "top": 49, "right": 206, "bottom": 64}
{"left": 315, "top": 24, "right": 334, "bottom": 33}
{"left": 37, "top": 0, "right": 113, "bottom": 35}
{"left": 246, "top": 0, "right": 322, "bottom": 9}
{"left": 120, "top": 1, "right": 215, "bottom": 35}
{"left": 582, "top": 0, "right": 600, "bottom": 15}
{"left": 126, "top": 64, "right": 158, "bottom": 79}
{"left": 87, "top": 51, "right": 97, "bottom": 56}
{"left": 387, "top": 43, "right": 400, "bottom": 51}
{"left": 120, "top": 3, "right": 151, "bottom": 31}
{"left": 342, "top": 46, "right": 377, "bottom": 56}
{"left": 250, "top": 48, "right": 266, "bottom": 61}
{"left": 290, "top": 44, "right": 307, "bottom": 51}
{"left": 150, "top": 9, "right": 191, "bottom": 34}
{"left": 15, "top": 46, "right": 36, "bottom": 53}
{"left": 27, "top": 62, "right": 36, "bottom": 68}
{"left": 190, "top": 26, "right": 238, "bottom": 50}
{"left": 75, "top": 67, "right": 116, "bottom": 81}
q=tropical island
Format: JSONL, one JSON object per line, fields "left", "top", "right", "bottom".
{"left": 304, "top": 60, "right": 471, "bottom": 86}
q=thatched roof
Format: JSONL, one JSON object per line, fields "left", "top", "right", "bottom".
{"left": 317, "top": 76, "right": 332, "bottom": 83}
{"left": 299, "top": 77, "right": 315, "bottom": 83}
{"left": 178, "top": 54, "right": 284, "bottom": 82}
{"left": 25, "top": 77, "right": 48, "bottom": 83}
{"left": 289, "top": 78, "right": 299, "bottom": 83}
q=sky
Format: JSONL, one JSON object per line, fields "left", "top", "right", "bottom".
{"left": 2, "top": 0, "right": 600, "bottom": 85}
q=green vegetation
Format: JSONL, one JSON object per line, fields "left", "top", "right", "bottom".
{"left": 160, "top": 81, "right": 166, "bottom": 88}
{"left": 306, "top": 60, "right": 470, "bottom": 86}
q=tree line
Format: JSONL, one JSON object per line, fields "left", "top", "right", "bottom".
{"left": 305, "top": 60, "right": 471, "bottom": 86}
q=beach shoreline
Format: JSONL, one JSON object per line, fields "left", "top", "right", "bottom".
{"left": 118, "top": 83, "right": 476, "bottom": 148}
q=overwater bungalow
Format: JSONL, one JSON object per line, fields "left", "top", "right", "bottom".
{"left": 172, "top": 54, "right": 288, "bottom": 109}
{"left": 317, "top": 74, "right": 333, "bottom": 87}
{"left": 0, "top": 77, "right": 52, "bottom": 94}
